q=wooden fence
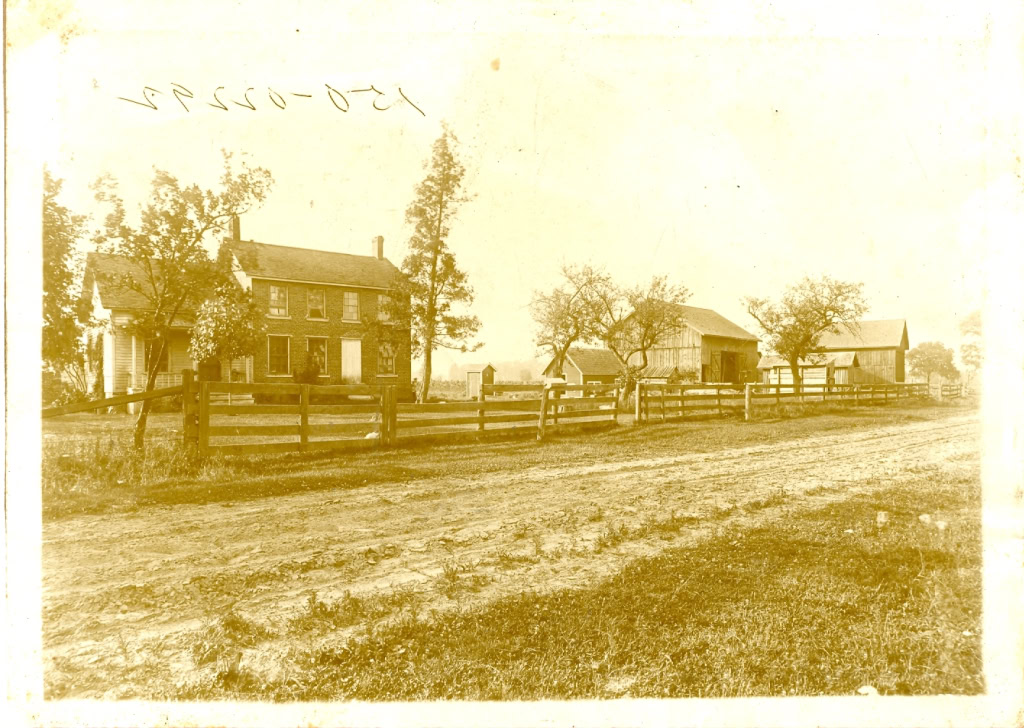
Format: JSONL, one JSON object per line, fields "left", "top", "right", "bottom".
{"left": 187, "top": 376, "right": 620, "bottom": 456}
{"left": 635, "top": 381, "right": 931, "bottom": 422}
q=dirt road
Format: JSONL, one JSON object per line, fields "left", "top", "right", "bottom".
{"left": 42, "top": 411, "right": 979, "bottom": 698}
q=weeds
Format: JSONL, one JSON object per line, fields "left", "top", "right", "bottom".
{"left": 187, "top": 609, "right": 276, "bottom": 667}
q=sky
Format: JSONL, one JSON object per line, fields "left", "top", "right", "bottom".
{"left": 16, "top": 0, "right": 1023, "bottom": 378}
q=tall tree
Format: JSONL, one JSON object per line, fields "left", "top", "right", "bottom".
{"left": 93, "top": 152, "right": 273, "bottom": 449}
{"left": 744, "top": 275, "right": 868, "bottom": 392}
{"left": 959, "top": 310, "right": 983, "bottom": 390}
{"left": 581, "top": 274, "right": 689, "bottom": 398}
{"left": 395, "top": 125, "right": 481, "bottom": 401}
{"left": 907, "top": 341, "right": 960, "bottom": 387}
{"left": 188, "top": 283, "right": 267, "bottom": 399}
{"left": 42, "top": 168, "right": 87, "bottom": 377}
{"left": 530, "top": 264, "right": 608, "bottom": 377}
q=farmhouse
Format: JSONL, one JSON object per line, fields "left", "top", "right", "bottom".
{"left": 81, "top": 228, "right": 412, "bottom": 398}
{"left": 810, "top": 319, "right": 909, "bottom": 383}
{"left": 628, "top": 305, "right": 760, "bottom": 385}
{"left": 757, "top": 352, "right": 860, "bottom": 387}
{"left": 543, "top": 347, "right": 621, "bottom": 386}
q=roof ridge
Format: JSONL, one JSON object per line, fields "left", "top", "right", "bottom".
{"left": 231, "top": 238, "right": 392, "bottom": 262}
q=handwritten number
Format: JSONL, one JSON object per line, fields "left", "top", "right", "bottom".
{"left": 208, "top": 87, "right": 228, "bottom": 111}
{"left": 117, "top": 86, "right": 162, "bottom": 110}
{"left": 350, "top": 85, "right": 392, "bottom": 111}
{"left": 170, "top": 83, "right": 193, "bottom": 112}
{"left": 398, "top": 87, "right": 426, "bottom": 117}
{"left": 268, "top": 89, "right": 286, "bottom": 109}
{"left": 325, "top": 84, "right": 349, "bottom": 112}
{"left": 232, "top": 88, "right": 256, "bottom": 110}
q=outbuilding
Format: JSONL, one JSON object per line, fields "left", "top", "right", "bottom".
{"left": 466, "top": 364, "right": 496, "bottom": 399}
{"left": 543, "top": 347, "right": 621, "bottom": 386}
{"left": 757, "top": 352, "right": 860, "bottom": 388}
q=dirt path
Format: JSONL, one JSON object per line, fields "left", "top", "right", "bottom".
{"left": 42, "top": 412, "right": 979, "bottom": 698}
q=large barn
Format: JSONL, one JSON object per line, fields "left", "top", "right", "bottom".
{"left": 810, "top": 319, "right": 909, "bottom": 383}
{"left": 627, "top": 305, "right": 760, "bottom": 385}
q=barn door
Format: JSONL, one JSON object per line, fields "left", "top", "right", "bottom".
{"left": 710, "top": 351, "right": 722, "bottom": 383}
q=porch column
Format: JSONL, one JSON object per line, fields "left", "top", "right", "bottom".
{"left": 131, "top": 334, "right": 137, "bottom": 390}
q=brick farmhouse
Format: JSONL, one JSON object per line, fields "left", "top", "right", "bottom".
{"left": 81, "top": 229, "right": 412, "bottom": 398}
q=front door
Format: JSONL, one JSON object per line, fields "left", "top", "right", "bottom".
{"left": 198, "top": 358, "right": 222, "bottom": 381}
{"left": 721, "top": 352, "right": 738, "bottom": 384}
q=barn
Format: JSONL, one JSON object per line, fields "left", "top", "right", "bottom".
{"left": 811, "top": 320, "right": 909, "bottom": 383}
{"left": 757, "top": 352, "right": 860, "bottom": 388}
{"left": 628, "top": 305, "right": 760, "bottom": 385}
{"left": 543, "top": 347, "right": 621, "bottom": 386}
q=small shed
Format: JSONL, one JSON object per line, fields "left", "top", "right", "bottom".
{"left": 466, "top": 364, "right": 496, "bottom": 399}
{"left": 757, "top": 352, "right": 860, "bottom": 388}
{"left": 543, "top": 347, "right": 621, "bottom": 386}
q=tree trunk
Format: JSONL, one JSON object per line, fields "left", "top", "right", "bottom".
{"left": 789, "top": 359, "right": 802, "bottom": 399}
{"left": 132, "top": 338, "right": 168, "bottom": 452}
{"left": 422, "top": 351, "right": 433, "bottom": 403}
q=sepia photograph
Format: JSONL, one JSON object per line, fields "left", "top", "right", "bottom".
{"left": 6, "top": 1, "right": 1024, "bottom": 726}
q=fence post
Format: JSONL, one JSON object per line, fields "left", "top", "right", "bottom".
{"left": 478, "top": 384, "right": 486, "bottom": 432}
{"left": 537, "top": 385, "right": 551, "bottom": 440}
{"left": 389, "top": 386, "right": 398, "bottom": 444}
{"left": 745, "top": 382, "right": 752, "bottom": 421}
{"left": 299, "top": 384, "right": 310, "bottom": 451}
{"left": 198, "top": 381, "right": 210, "bottom": 456}
{"left": 612, "top": 386, "right": 619, "bottom": 424}
{"left": 660, "top": 386, "right": 666, "bottom": 422}
{"left": 182, "top": 368, "right": 196, "bottom": 451}
{"left": 634, "top": 381, "right": 641, "bottom": 423}
{"left": 717, "top": 386, "right": 722, "bottom": 416}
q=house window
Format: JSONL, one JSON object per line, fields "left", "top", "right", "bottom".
{"left": 343, "top": 291, "right": 360, "bottom": 321}
{"left": 377, "top": 294, "right": 392, "bottom": 322}
{"left": 307, "top": 337, "right": 327, "bottom": 375}
{"left": 144, "top": 339, "right": 169, "bottom": 374}
{"left": 268, "top": 335, "right": 290, "bottom": 375}
{"left": 378, "top": 341, "right": 396, "bottom": 375}
{"left": 307, "top": 288, "right": 326, "bottom": 319}
{"left": 269, "top": 285, "right": 288, "bottom": 316}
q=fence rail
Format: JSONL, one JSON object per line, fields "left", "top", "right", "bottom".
{"left": 42, "top": 385, "right": 183, "bottom": 418}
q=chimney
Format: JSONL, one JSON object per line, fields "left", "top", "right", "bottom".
{"left": 231, "top": 214, "right": 241, "bottom": 242}
{"left": 371, "top": 235, "right": 384, "bottom": 260}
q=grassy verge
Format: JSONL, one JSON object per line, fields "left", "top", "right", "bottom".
{"left": 42, "top": 401, "right": 971, "bottom": 520}
{"left": 173, "top": 465, "right": 982, "bottom": 701}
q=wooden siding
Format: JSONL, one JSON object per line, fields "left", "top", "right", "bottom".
{"left": 630, "top": 325, "right": 760, "bottom": 384}
{"left": 847, "top": 348, "right": 901, "bottom": 383}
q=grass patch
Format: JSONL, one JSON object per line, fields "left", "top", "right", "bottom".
{"left": 188, "top": 609, "right": 277, "bottom": 667}
{"left": 288, "top": 589, "right": 422, "bottom": 635}
{"left": 183, "top": 466, "right": 981, "bottom": 700}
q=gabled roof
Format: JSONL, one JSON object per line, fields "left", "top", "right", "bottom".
{"left": 673, "top": 305, "right": 759, "bottom": 341}
{"left": 228, "top": 239, "right": 401, "bottom": 289}
{"left": 639, "top": 365, "right": 681, "bottom": 379}
{"left": 83, "top": 252, "right": 174, "bottom": 311}
{"left": 466, "top": 363, "right": 496, "bottom": 373}
{"left": 565, "top": 347, "right": 622, "bottom": 376}
{"left": 814, "top": 320, "right": 909, "bottom": 351}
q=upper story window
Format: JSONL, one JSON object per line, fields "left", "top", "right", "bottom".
{"left": 377, "top": 294, "right": 392, "bottom": 322}
{"left": 269, "top": 284, "right": 288, "bottom": 317}
{"left": 307, "top": 288, "right": 326, "bottom": 319}
{"left": 343, "top": 291, "right": 360, "bottom": 321}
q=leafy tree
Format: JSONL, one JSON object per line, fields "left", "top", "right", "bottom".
{"left": 530, "top": 264, "right": 608, "bottom": 377}
{"left": 744, "top": 276, "right": 868, "bottom": 392}
{"left": 92, "top": 152, "right": 273, "bottom": 450}
{"left": 390, "top": 125, "right": 481, "bottom": 401}
{"left": 959, "top": 310, "right": 982, "bottom": 389}
{"left": 43, "top": 167, "right": 87, "bottom": 378}
{"left": 188, "top": 283, "right": 267, "bottom": 397}
{"left": 581, "top": 274, "right": 690, "bottom": 398}
{"left": 907, "top": 341, "right": 960, "bottom": 387}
